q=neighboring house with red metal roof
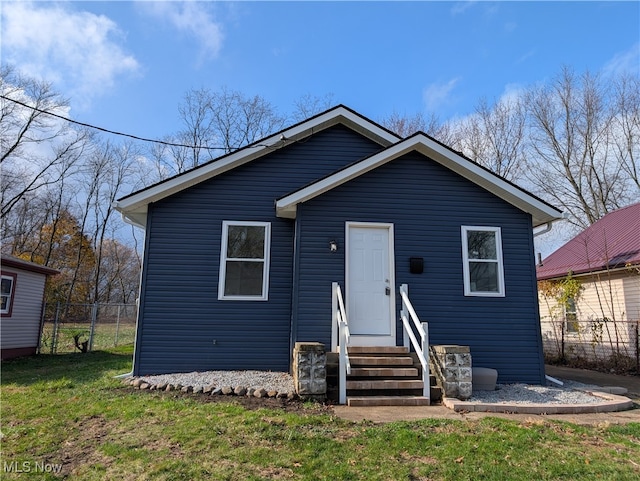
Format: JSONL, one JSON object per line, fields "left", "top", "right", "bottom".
{"left": 536, "top": 203, "right": 640, "bottom": 369}
{"left": 1, "top": 254, "right": 59, "bottom": 360}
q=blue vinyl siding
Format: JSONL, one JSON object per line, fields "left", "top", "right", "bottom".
{"left": 133, "top": 125, "right": 383, "bottom": 375}
{"left": 294, "top": 151, "right": 545, "bottom": 384}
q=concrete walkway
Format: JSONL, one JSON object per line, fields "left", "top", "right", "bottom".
{"left": 545, "top": 365, "right": 640, "bottom": 400}
{"left": 331, "top": 367, "right": 640, "bottom": 425}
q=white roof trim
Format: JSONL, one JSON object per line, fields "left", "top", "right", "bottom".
{"left": 113, "top": 106, "right": 399, "bottom": 228}
{"left": 276, "top": 134, "right": 563, "bottom": 227}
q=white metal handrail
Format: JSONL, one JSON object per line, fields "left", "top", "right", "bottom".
{"left": 400, "top": 284, "right": 430, "bottom": 401}
{"left": 332, "top": 282, "right": 351, "bottom": 405}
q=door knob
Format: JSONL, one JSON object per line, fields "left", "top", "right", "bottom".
{"left": 385, "top": 286, "right": 391, "bottom": 296}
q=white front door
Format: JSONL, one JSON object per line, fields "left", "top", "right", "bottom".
{"left": 346, "top": 223, "right": 395, "bottom": 346}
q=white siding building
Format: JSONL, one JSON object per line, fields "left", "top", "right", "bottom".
{"left": 1, "top": 255, "right": 58, "bottom": 359}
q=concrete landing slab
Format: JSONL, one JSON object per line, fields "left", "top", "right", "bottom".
{"left": 332, "top": 400, "right": 640, "bottom": 425}
{"left": 545, "top": 365, "right": 639, "bottom": 400}
{"left": 443, "top": 391, "right": 634, "bottom": 415}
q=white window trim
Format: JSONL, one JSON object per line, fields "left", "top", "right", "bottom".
{"left": 461, "top": 226, "right": 505, "bottom": 297}
{"left": 1, "top": 274, "right": 16, "bottom": 314}
{"left": 564, "top": 298, "right": 579, "bottom": 334}
{"left": 218, "top": 221, "right": 271, "bottom": 301}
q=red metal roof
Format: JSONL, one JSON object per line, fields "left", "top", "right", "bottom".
{"left": 536, "top": 202, "right": 640, "bottom": 280}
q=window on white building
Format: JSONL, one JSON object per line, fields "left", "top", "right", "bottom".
{"left": 1, "top": 274, "right": 16, "bottom": 315}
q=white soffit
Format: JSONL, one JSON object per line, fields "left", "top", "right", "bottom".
{"left": 276, "top": 134, "right": 563, "bottom": 227}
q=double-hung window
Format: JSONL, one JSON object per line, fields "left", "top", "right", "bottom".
{"left": 461, "top": 226, "right": 505, "bottom": 297}
{"left": 564, "top": 298, "right": 579, "bottom": 333}
{"left": 1, "top": 273, "right": 16, "bottom": 316}
{"left": 218, "top": 221, "right": 270, "bottom": 300}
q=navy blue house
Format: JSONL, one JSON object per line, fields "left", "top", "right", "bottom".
{"left": 115, "top": 106, "right": 562, "bottom": 385}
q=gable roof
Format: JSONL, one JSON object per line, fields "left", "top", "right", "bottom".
{"left": 537, "top": 202, "right": 640, "bottom": 280}
{"left": 114, "top": 105, "right": 400, "bottom": 228}
{"left": 276, "top": 131, "right": 563, "bottom": 227}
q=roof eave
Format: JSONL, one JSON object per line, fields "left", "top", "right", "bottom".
{"left": 1, "top": 256, "right": 60, "bottom": 275}
{"left": 410, "top": 140, "right": 562, "bottom": 227}
{"left": 115, "top": 106, "right": 400, "bottom": 223}
{"left": 537, "top": 262, "right": 640, "bottom": 281}
{"left": 276, "top": 134, "right": 564, "bottom": 226}
{"left": 118, "top": 209, "right": 147, "bottom": 229}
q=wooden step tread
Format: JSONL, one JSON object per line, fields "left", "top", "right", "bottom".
{"left": 349, "top": 367, "right": 419, "bottom": 377}
{"left": 346, "top": 379, "right": 424, "bottom": 390}
{"left": 347, "top": 396, "right": 431, "bottom": 407}
{"left": 347, "top": 346, "right": 409, "bottom": 355}
{"left": 349, "top": 356, "right": 414, "bottom": 366}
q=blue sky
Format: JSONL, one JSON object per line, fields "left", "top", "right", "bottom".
{"left": 2, "top": 1, "right": 639, "bottom": 143}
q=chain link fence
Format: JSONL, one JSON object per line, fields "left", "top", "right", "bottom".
{"left": 40, "top": 303, "right": 137, "bottom": 354}
{"left": 540, "top": 317, "right": 640, "bottom": 375}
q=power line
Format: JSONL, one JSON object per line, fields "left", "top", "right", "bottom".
{"left": 0, "top": 94, "right": 254, "bottom": 152}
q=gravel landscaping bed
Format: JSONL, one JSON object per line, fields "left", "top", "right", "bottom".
{"left": 469, "top": 380, "right": 604, "bottom": 405}
{"left": 126, "top": 370, "right": 296, "bottom": 399}
{"left": 127, "top": 370, "right": 621, "bottom": 407}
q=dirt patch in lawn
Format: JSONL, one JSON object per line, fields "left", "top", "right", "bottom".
{"left": 56, "top": 415, "right": 114, "bottom": 477}
{"left": 54, "top": 413, "right": 186, "bottom": 479}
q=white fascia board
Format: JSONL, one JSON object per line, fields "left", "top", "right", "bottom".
{"left": 276, "top": 138, "right": 419, "bottom": 218}
{"left": 113, "top": 145, "right": 269, "bottom": 219}
{"left": 114, "top": 106, "right": 399, "bottom": 226}
{"left": 412, "top": 136, "right": 563, "bottom": 226}
{"left": 328, "top": 107, "right": 400, "bottom": 145}
{"left": 276, "top": 134, "right": 563, "bottom": 227}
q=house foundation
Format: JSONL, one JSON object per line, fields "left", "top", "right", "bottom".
{"left": 293, "top": 342, "right": 327, "bottom": 401}
{"left": 430, "top": 345, "right": 472, "bottom": 400}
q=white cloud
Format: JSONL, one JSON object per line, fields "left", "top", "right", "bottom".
{"left": 516, "top": 49, "right": 536, "bottom": 65}
{"left": 423, "top": 78, "right": 461, "bottom": 111}
{"left": 1, "top": 1, "right": 139, "bottom": 107}
{"left": 602, "top": 43, "right": 640, "bottom": 78}
{"left": 498, "top": 83, "right": 527, "bottom": 106}
{"left": 140, "top": 1, "right": 224, "bottom": 62}
{"left": 450, "top": 1, "right": 477, "bottom": 16}
{"left": 504, "top": 21, "right": 517, "bottom": 33}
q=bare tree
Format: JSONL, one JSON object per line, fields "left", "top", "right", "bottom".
{"left": 146, "top": 141, "right": 176, "bottom": 182}
{"left": 456, "top": 96, "right": 527, "bottom": 182}
{"left": 525, "top": 67, "right": 634, "bottom": 228}
{"left": 381, "top": 110, "right": 441, "bottom": 138}
{"left": 2, "top": 187, "right": 70, "bottom": 257}
{"left": 380, "top": 110, "right": 463, "bottom": 149}
{"left": 291, "top": 93, "right": 336, "bottom": 121}
{"left": 148, "top": 87, "right": 286, "bottom": 177}
{"left": 94, "top": 238, "right": 141, "bottom": 304}
{"left": 85, "top": 140, "right": 142, "bottom": 303}
{"left": 610, "top": 73, "right": 640, "bottom": 190}
{"left": 0, "top": 65, "right": 93, "bottom": 222}
{"left": 209, "top": 87, "right": 286, "bottom": 153}
{"left": 171, "top": 88, "right": 219, "bottom": 172}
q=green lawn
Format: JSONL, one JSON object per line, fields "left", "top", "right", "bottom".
{"left": 2, "top": 347, "right": 639, "bottom": 480}
{"left": 40, "top": 322, "right": 136, "bottom": 354}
